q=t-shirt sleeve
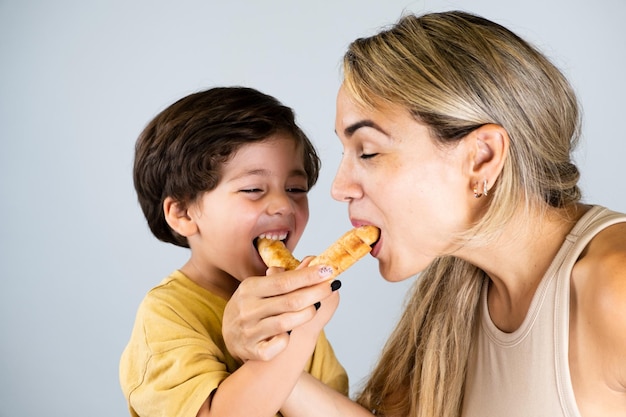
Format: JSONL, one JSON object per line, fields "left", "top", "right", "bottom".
{"left": 120, "top": 296, "right": 230, "bottom": 417}
{"left": 120, "top": 276, "right": 349, "bottom": 417}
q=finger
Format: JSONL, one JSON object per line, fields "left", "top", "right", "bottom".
{"left": 293, "top": 291, "right": 341, "bottom": 336}
{"left": 248, "top": 280, "right": 339, "bottom": 339}
{"left": 223, "top": 270, "right": 340, "bottom": 361}
{"left": 297, "top": 256, "right": 315, "bottom": 267}
{"left": 253, "top": 277, "right": 340, "bottom": 322}
{"left": 255, "top": 304, "right": 319, "bottom": 337}
{"left": 254, "top": 333, "right": 290, "bottom": 361}
{"left": 229, "top": 275, "right": 340, "bottom": 337}
{"left": 229, "top": 306, "right": 318, "bottom": 362}
{"left": 258, "top": 265, "right": 335, "bottom": 297}
{"left": 317, "top": 291, "right": 340, "bottom": 318}
{"left": 228, "top": 289, "right": 340, "bottom": 362}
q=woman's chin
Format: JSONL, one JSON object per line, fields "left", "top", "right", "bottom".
{"left": 379, "top": 262, "right": 418, "bottom": 283}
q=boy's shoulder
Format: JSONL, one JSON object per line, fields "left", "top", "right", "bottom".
{"left": 135, "top": 271, "right": 225, "bottom": 323}
{"left": 132, "top": 271, "right": 228, "bottom": 344}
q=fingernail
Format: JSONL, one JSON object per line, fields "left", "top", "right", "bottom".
{"left": 318, "top": 266, "right": 334, "bottom": 278}
{"left": 331, "top": 280, "right": 342, "bottom": 292}
{"left": 314, "top": 301, "right": 321, "bottom": 310}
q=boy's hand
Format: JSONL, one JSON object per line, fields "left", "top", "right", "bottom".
{"left": 223, "top": 261, "right": 339, "bottom": 362}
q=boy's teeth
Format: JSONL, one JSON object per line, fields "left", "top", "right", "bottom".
{"left": 258, "top": 232, "right": 288, "bottom": 241}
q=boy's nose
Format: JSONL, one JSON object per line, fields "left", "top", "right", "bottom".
{"left": 267, "top": 191, "right": 294, "bottom": 215}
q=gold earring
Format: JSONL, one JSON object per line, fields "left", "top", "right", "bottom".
{"left": 474, "top": 179, "right": 489, "bottom": 198}
{"left": 474, "top": 182, "right": 482, "bottom": 198}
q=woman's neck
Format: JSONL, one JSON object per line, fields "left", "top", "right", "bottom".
{"left": 466, "top": 204, "right": 589, "bottom": 332}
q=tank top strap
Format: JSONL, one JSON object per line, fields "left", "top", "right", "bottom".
{"left": 565, "top": 205, "right": 626, "bottom": 243}
{"left": 554, "top": 205, "right": 626, "bottom": 417}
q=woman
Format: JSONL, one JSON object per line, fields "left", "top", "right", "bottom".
{"left": 223, "top": 11, "right": 626, "bottom": 417}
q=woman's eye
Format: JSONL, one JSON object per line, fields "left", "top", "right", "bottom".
{"left": 240, "top": 188, "right": 263, "bottom": 193}
{"left": 360, "top": 153, "right": 378, "bottom": 160}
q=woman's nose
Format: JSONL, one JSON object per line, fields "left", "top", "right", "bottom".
{"left": 331, "top": 161, "right": 361, "bottom": 202}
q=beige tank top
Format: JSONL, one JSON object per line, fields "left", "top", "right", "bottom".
{"left": 462, "top": 206, "right": 626, "bottom": 417}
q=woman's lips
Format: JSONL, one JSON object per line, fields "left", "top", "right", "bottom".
{"left": 356, "top": 223, "right": 381, "bottom": 257}
{"left": 370, "top": 234, "right": 381, "bottom": 257}
{"left": 349, "top": 218, "right": 381, "bottom": 257}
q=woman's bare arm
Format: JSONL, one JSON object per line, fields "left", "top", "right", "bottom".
{"left": 281, "top": 372, "right": 374, "bottom": 417}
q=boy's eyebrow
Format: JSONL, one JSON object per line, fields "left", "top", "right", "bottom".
{"left": 339, "top": 120, "right": 388, "bottom": 138}
{"left": 290, "top": 168, "right": 309, "bottom": 178}
{"left": 229, "top": 168, "right": 308, "bottom": 181}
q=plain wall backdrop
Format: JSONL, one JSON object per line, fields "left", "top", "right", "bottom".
{"left": 1, "top": 0, "right": 625, "bottom": 415}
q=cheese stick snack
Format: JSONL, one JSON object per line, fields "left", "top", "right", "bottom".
{"left": 308, "top": 225, "right": 379, "bottom": 277}
{"left": 256, "top": 238, "right": 302, "bottom": 270}
{"left": 256, "top": 225, "right": 380, "bottom": 279}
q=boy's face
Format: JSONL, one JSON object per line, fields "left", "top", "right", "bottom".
{"left": 187, "top": 133, "right": 310, "bottom": 287}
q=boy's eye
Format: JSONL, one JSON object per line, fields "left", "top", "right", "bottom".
{"left": 286, "top": 187, "right": 308, "bottom": 194}
{"left": 239, "top": 187, "right": 307, "bottom": 194}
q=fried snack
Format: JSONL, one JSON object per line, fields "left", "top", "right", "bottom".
{"left": 256, "top": 238, "right": 301, "bottom": 270}
{"left": 309, "top": 225, "right": 379, "bottom": 278}
{"left": 256, "top": 225, "right": 380, "bottom": 279}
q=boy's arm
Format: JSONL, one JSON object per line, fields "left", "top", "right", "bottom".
{"left": 199, "top": 289, "right": 340, "bottom": 417}
{"left": 281, "top": 372, "right": 374, "bottom": 417}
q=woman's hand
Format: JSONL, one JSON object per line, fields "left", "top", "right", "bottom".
{"left": 223, "top": 260, "right": 341, "bottom": 362}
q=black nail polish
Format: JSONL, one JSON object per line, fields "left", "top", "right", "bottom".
{"left": 314, "top": 301, "right": 321, "bottom": 310}
{"left": 331, "top": 280, "right": 342, "bottom": 292}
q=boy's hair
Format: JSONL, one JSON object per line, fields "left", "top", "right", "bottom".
{"left": 133, "top": 86, "right": 321, "bottom": 248}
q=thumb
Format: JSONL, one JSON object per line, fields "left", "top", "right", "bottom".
{"left": 256, "top": 333, "right": 290, "bottom": 361}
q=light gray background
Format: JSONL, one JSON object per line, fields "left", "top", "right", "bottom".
{"left": 1, "top": 1, "right": 625, "bottom": 415}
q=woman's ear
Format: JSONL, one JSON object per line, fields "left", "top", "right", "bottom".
{"left": 468, "top": 124, "right": 509, "bottom": 193}
{"left": 163, "top": 197, "right": 198, "bottom": 237}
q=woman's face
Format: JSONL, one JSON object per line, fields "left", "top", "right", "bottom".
{"left": 332, "top": 86, "right": 475, "bottom": 281}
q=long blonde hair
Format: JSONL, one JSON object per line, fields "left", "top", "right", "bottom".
{"left": 344, "top": 11, "right": 582, "bottom": 416}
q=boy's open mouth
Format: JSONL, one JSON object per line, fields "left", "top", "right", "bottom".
{"left": 256, "top": 232, "right": 288, "bottom": 242}
{"left": 253, "top": 232, "right": 289, "bottom": 251}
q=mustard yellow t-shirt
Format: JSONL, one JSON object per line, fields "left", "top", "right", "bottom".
{"left": 119, "top": 270, "right": 348, "bottom": 417}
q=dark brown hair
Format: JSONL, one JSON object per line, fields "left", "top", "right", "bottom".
{"left": 133, "top": 86, "right": 320, "bottom": 248}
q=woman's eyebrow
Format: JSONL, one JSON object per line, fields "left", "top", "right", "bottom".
{"left": 341, "top": 120, "right": 388, "bottom": 138}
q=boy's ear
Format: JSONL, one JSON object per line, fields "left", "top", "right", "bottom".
{"left": 467, "top": 123, "right": 509, "bottom": 189}
{"left": 163, "top": 197, "right": 198, "bottom": 237}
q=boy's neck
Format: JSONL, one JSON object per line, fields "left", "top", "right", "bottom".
{"left": 179, "top": 261, "right": 239, "bottom": 300}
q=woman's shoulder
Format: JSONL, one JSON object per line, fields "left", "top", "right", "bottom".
{"left": 572, "top": 218, "right": 626, "bottom": 342}
{"left": 575, "top": 214, "right": 626, "bottom": 289}
{"left": 570, "top": 216, "right": 626, "bottom": 400}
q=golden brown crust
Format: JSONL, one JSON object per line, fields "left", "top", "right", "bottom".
{"left": 309, "top": 225, "right": 380, "bottom": 278}
{"left": 256, "top": 238, "right": 301, "bottom": 270}
{"left": 256, "top": 225, "right": 380, "bottom": 279}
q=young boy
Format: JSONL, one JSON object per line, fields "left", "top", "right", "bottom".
{"left": 120, "top": 87, "right": 348, "bottom": 417}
